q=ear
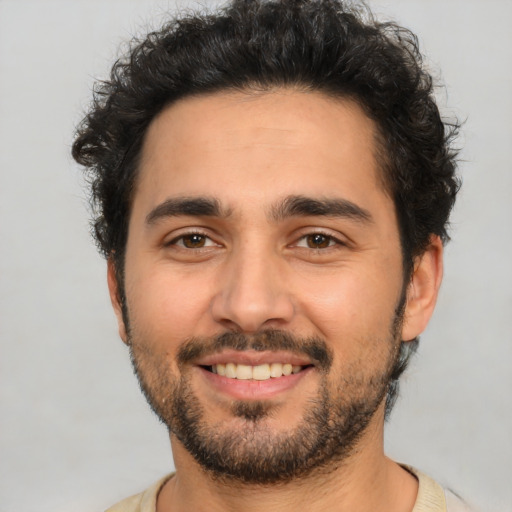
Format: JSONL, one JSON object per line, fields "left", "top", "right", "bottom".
{"left": 107, "top": 258, "right": 129, "bottom": 344}
{"left": 401, "top": 235, "right": 444, "bottom": 342}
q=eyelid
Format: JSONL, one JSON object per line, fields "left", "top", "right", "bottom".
{"left": 292, "top": 228, "right": 348, "bottom": 248}
{"left": 164, "top": 228, "right": 220, "bottom": 248}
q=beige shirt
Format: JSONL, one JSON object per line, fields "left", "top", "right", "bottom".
{"left": 105, "top": 468, "right": 472, "bottom": 512}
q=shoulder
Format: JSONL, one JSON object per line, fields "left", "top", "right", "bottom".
{"left": 105, "top": 475, "right": 173, "bottom": 512}
{"left": 403, "top": 465, "right": 474, "bottom": 512}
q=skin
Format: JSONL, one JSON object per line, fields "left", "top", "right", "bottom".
{"left": 108, "top": 89, "right": 443, "bottom": 512}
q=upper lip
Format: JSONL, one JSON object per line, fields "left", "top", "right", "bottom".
{"left": 194, "top": 349, "right": 313, "bottom": 367}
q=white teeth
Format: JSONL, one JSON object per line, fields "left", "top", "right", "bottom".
{"left": 269, "top": 363, "right": 282, "bottom": 377}
{"left": 225, "top": 363, "right": 237, "bottom": 378}
{"left": 252, "top": 364, "right": 271, "bottom": 380}
{"left": 211, "top": 362, "right": 305, "bottom": 380}
{"left": 236, "top": 364, "right": 252, "bottom": 380}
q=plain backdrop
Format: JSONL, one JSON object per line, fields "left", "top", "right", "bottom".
{"left": 1, "top": 1, "right": 511, "bottom": 511}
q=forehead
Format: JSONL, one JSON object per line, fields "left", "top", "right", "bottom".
{"left": 135, "top": 89, "right": 390, "bottom": 217}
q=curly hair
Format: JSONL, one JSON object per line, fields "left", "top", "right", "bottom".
{"left": 72, "top": 0, "right": 460, "bottom": 415}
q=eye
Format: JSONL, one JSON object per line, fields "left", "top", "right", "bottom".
{"left": 170, "top": 233, "right": 217, "bottom": 249}
{"left": 297, "top": 233, "right": 338, "bottom": 249}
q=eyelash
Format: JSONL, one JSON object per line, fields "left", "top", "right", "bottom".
{"left": 166, "top": 230, "right": 345, "bottom": 250}
{"left": 294, "top": 231, "right": 345, "bottom": 250}
{"left": 167, "top": 231, "right": 216, "bottom": 249}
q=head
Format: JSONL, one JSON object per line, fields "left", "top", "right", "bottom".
{"left": 73, "top": 0, "right": 459, "bottom": 483}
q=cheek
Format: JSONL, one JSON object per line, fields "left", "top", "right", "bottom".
{"left": 296, "top": 267, "right": 401, "bottom": 347}
{"left": 124, "top": 263, "right": 215, "bottom": 343}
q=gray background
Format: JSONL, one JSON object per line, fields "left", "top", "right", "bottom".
{"left": 1, "top": 0, "right": 511, "bottom": 510}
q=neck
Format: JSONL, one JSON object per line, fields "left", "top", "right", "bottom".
{"left": 157, "top": 410, "right": 418, "bottom": 512}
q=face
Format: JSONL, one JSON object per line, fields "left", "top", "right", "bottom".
{"left": 109, "top": 90, "right": 433, "bottom": 483}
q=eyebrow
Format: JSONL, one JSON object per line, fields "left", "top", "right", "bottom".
{"left": 145, "top": 194, "right": 373, "bottom": 226}
{"left": 145, "top": 197, "right": 229, "bottom": 225}
{"left": 270, "top": 195, "right": 373, "bottom": 224}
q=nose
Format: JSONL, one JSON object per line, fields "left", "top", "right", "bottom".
{"left": 210, "top": 247, "right": 295, "bottom": 333}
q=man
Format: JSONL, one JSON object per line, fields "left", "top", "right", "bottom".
{"left": 72, "top": 0, "right": 469, "bottom": 510}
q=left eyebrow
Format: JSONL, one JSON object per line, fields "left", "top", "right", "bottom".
{"left": 145, "top": 196, "right": 229, "bottom": 225}
{"left": 269, "top": 195, "right": 374, "bottom": 224}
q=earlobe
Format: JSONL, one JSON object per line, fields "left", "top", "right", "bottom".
{"left": 401, "top": 236, "right": 444, "bottom": 342}
{"left": 107, "top": 258, "right": 129, "bottom": 344}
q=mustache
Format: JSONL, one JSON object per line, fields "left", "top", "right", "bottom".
{"left": 177, "top": 330, "right": 333, "bottom": 370}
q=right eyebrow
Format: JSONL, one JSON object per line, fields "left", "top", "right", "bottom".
{"left": 145, "top": 197, "right": 229, "bottom": 225}
{"left": 269, "top": 195, "right": 373, "bottom": 224}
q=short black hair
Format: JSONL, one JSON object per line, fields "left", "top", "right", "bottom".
{"left": 72, "top": 0, "right": 460, "bottom": 415}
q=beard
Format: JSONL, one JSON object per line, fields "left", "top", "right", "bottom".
{"left": 128, "top": 322, "right": 403, "bottom": 485}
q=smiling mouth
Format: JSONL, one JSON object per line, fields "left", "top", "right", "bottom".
{"left": 203, "top": 363, "right": 313, "bottom": 380}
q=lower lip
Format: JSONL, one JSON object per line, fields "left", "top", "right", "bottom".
{"left": 198, "top": 366, "right": 314, "bottom": 400}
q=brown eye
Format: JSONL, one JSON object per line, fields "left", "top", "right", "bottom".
{"left": 181, "top": 234, "right": 207, "bottom": 248}
{"left": 306, "top": 234, "right": 332, "bottom": 249}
